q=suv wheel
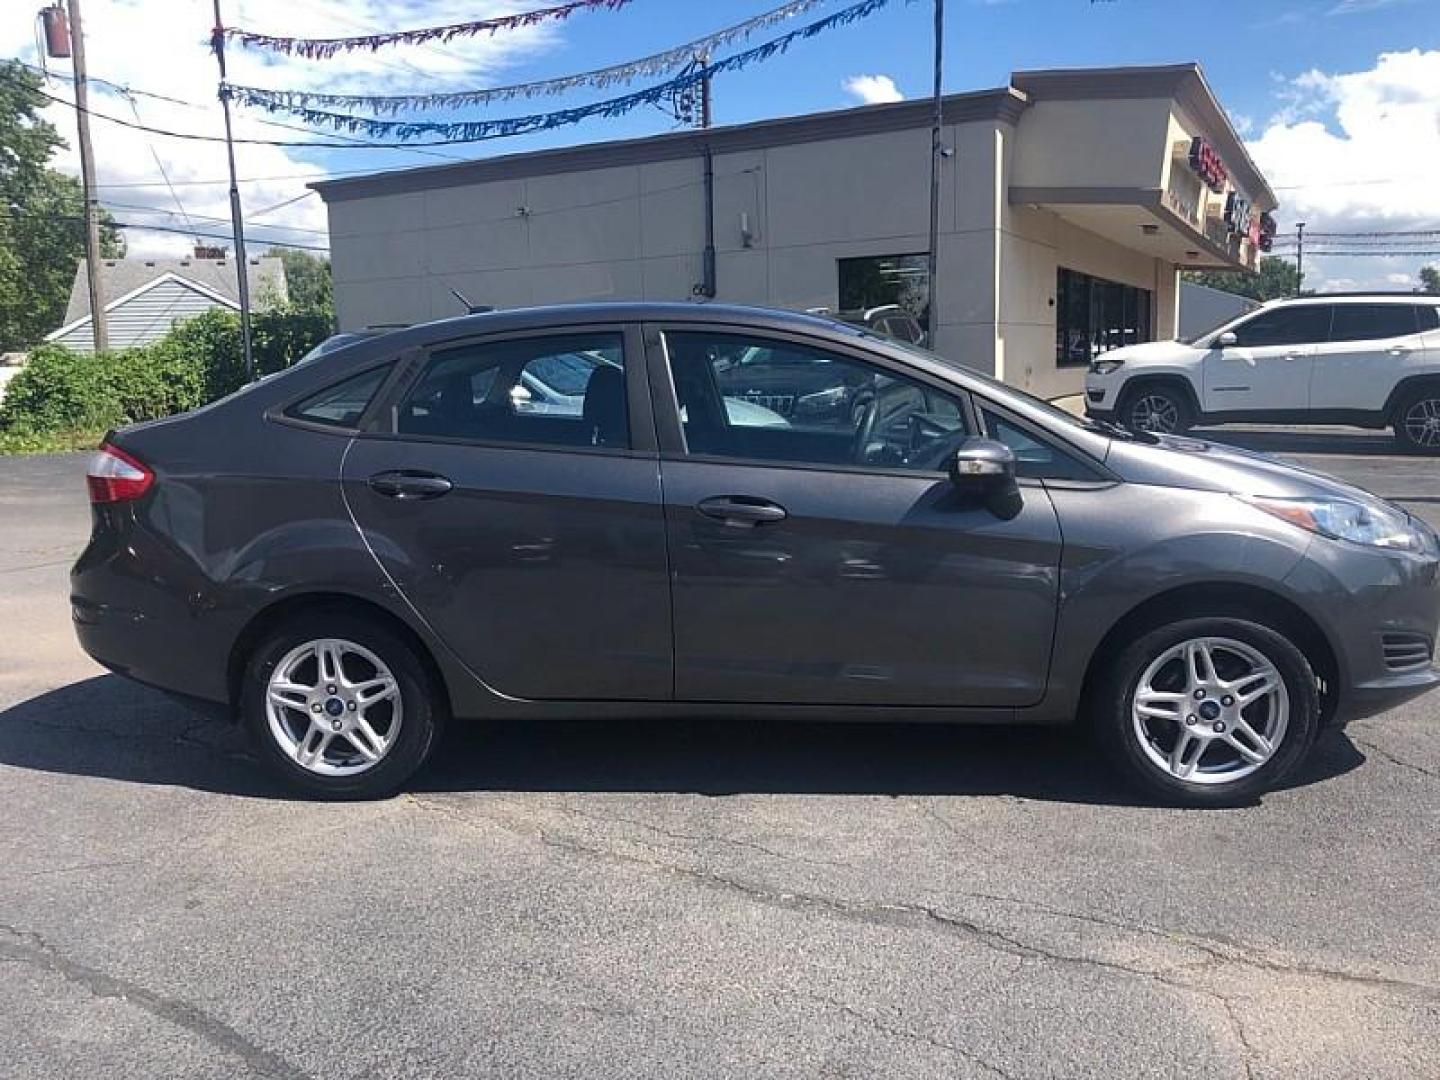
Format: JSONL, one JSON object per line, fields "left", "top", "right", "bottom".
{"left": 1093, "top": 618, "right": 1319, "bottom": 807}
{"left": 241, "top": 611, "right": 443, "bottom": 799}
{"left": 1393, "top": 387, "right": 1440, "bottom": 455}
{"left": 1119, "top": 384, "right": 1193, "bottom": 435}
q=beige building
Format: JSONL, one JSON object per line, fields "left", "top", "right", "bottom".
{"left": 315, "top": 63, "right": 1276, "bottom": 399}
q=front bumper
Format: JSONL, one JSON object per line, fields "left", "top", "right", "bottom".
{"left": 1285, "top": 524, "right": 1440, "bottom": 725}
{"left": 1082, "top": 377, "right": 1117, "bottom": 420}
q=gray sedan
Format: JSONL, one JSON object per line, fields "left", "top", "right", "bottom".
{"left": 71, "top": 303, "right": 1440, "bottom": 805}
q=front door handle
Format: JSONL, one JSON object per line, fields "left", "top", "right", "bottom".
{"left": 368, "top": 470, "right": 453, "bottom": 501}
{"left": 696, "top": 495, "right": 787, "bottom": 527}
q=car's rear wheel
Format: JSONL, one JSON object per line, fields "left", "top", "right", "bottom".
{"left": 241, "top": 611, "right": 442, "bottom": 799}
{"left": 1118, "top": 383, "right": 1193, "bottom": 435}
{"left": 1392, "top": 387, "right": 1440, "bottom": 455}
{"left": 1093, "top": 617, "right": 1319, "bottom": 806}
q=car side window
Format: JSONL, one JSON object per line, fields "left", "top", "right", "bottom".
{"left": 1228, "top": 306, "right": 1331, "bottom": 347}
{"left": 1417, "top": 306, "right": 1440, "bottom": 332}
{"left": 980, "top": 406, "right": 1098, "bottom": 481}
{"left": 396, "top": 332, "right": 628, "bottom": 448}
{"left": 663, "top": 331, "right": 970, "bottom": 472}
{"left": 288, "top": 364, "right": 392, "bottom": 429}
{"left": 1329, "top": 304, "right": 1420, "bottom": 343}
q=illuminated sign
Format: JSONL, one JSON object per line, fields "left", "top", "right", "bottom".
{"left": 1224, "top": 191, "right": 1254, "bottom": 239}
{"left": 1187, "top": 137, "right": 1229, "bottom": 193}
{"left": 1258, "top": 212, "right": 1277, "bottom": 253}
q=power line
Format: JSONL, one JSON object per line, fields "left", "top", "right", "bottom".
{"left": 0, "top": 209, "right": 329, "bottom": 252}
{"left": 99, "top": 199, "right": 329, "bottom": 236}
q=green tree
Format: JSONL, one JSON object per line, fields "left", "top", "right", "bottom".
{"left": 1183, "top": 256, "right": 1302, "bottom": 302}
{"left": 0, "top": 60, "right": 123, "bottom": 351}
{"left": 1420, "top": 265, "right": 1440, "bottom": 296}
{"left": 270, "top": 247, "right": 333, "bottom": 317}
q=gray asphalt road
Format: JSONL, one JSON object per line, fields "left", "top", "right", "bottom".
{"left": 2, "top": 437, "right": 1438, "bottom": 1080}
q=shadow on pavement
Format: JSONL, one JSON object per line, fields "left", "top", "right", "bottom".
{"left": 1195, "top": 426, "right": 1400, "bottom": 457}
{"left": 0, "top": 674, "right": 1366, "bottom": 807}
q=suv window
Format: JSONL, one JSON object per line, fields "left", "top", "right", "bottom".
{"left": 396, "top": 333, "right": 628, "bottom": 448}
{"left": 664, "top": 331, "right": 970, "bottom": 472}
{"left": 1329, "top": 304, "right": 1420, "bottom": 342}
{"left": 288, "top": 364, "right": 391, "bottom": 428}
{"left": 1228, "top": 305, "right": 1331, "bottom": 347}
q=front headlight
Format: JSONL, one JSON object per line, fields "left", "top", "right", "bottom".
{"left": 1089, "top": 358, "right": 1124, "bottom": 375}
{"left": 1237, "top": 494, "right": 1423, "bottom": 552}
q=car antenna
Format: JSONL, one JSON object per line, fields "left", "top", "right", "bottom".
{"left": 449, "top": 287, "right": 495, "bottom": 316}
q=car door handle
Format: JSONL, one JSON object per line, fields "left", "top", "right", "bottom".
{"left": 368, "top": 471, "right": 453, "bottom": 501}
{"left": 1388, "top": 345, "right": 1415, "bottom": 356}
{"left": 696, "top": 495, "right": 788, "bottom": 527}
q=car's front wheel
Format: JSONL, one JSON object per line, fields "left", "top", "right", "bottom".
{"left": 241, "top": 610, "right": 443, "bottom": 799}
{"left": 1094, "top": 618, "right": 1319, "bottom": 806}
{"left": 1117, "top": 383, "right": 1193, "bottom": 435}
{"left": 1392, "top": 386, "right": 1440, "bottom": 455}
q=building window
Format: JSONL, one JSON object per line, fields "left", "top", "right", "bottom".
{"left": 838, "top": 254, "right": 930, "bottom": 333}
{"left": 1056, "top": 268, "right": 1152, "bottom": 367}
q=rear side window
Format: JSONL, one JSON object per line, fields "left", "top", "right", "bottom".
{"left": 1418, "top": 306, "right": 1440, "bottom": 331}
{"left": 395, "top": 332, "right": 628, "bottom": 449}
{"left": 1229, "top": 306, "right": 1331, "bottom": 347}
{"left": 1330, "top": 304, "right": 1420, "bottom": 342}
{"left": 288, "top": 364, "right": 391, "bottom": 428}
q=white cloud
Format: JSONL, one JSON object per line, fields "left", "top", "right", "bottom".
{"left": 3, "top": 0, "right": 562, "bottom": 258}
{"left": 1247, "top": 49, "right": 1440, "bottom": 290}
{"left": 842, "top": 74, "right": 904, "bottom": 105}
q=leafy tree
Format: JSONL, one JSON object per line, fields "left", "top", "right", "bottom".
{"left": 269, "top": 248, "right": 333, "bottom": 318}
{"left": 1420, "top": 265, "right": 1440, "bottom": 296}
{"left": 1183, "top": 256, "right": 1302, "bottom": 302}
{"left": 0, "top": 60, "right": 123, "bottom": 351}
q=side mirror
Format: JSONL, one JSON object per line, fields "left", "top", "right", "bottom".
{"left": 1216, "top": 331, "right": 1238, "bottom": 348}
{"left": 949, "top": 438, "right": 1016, "bottom": 489}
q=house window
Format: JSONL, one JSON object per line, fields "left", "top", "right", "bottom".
{"left": 838, "top": 254, "right": 930, "bottom": 333}
{"left": 1056, "top": 268, "right": 1152, "bottom": 367}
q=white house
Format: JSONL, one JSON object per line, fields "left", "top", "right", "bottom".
{"left": 46, "top": 251, "right": 287, "bottom": 352}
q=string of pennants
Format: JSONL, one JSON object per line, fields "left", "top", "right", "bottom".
{"left": 219, "top": 0, "right": 903, "bottom": 144}
{"left": 223, "top": 0, "right": 837, "bottom": 114}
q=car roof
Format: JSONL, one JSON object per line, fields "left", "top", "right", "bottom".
{"left": 1261, "top": 293, "right": 1438, "bottom": 307}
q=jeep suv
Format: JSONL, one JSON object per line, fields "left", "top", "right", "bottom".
{"left": 1084, "top": 295, "right": 1440, "bottom": 453}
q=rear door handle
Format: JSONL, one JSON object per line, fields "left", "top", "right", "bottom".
{"left": 368, "top": 470, "right": 453, "bottom": 501}
{"left": 696, "top": 495, "right": 787, "bottom": 527}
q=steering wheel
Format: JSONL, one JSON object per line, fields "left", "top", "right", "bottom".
{"left": 850, "top": 393, "right": 880, "bottom": 464}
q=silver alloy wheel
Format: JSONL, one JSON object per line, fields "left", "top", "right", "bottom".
{"left": 1128, "top": 394, "right": 1180, "bottom": 434}
{"left": 1130, "top": 636, "right": 1289, "bottom": 786}
{"left": 1402, "top": 397, "right": 1440, "bottom": 448}
{"left": 265, "top": 638, "right": 403, "bottom": 776}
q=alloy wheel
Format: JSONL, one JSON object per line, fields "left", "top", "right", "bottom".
{"left": 265, "top": 638, "right": 404, "bottom": 776}
{"left": 1128, "top": 394, "right": 1180, "bottom": 434}
{"left": 1402, "top": 397, "right": 1440, "bottom": 448}
{"left": 1130, "top": 636, "right": 1289, "bottom": 786}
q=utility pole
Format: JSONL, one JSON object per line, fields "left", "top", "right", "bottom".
{"left": 698, "top": 52, "right": 712, "bottom": 129}
{"left": 66, "top": 0, "right": 107, "bottom": 351}
{"left": 1294, "top": 221, "right": 1306, "bottom": 296}
{"left": 211, "top": 0, "right": 255, "bottom": 381}
{"left": 925, "top": 0, "right": 945, "bottom": 345}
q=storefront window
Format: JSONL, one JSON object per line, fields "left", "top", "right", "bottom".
{"left": 838, "top": 254, "right": 930, "bottom": 333}
{"left": 1055, "top": 268, "right": 1152, "bottom": 367}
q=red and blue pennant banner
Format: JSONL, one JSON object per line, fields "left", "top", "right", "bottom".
{"left": 222, "top": 0, "right": 633, "bottom": 60}
{"left": 223, "top": 0, "right": 833, "bottom": 114}
{"left": 222, "top": 0, "right": 901, "bottom": 145}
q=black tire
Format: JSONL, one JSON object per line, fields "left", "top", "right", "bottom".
{"left": 240, "top": 610, "right": 444, "bottom": 799}
{"left": 1092, "top": 617, "right": 1319, "bottom": 807}
{"left": 1391, "top": 385, "right": 1440, "bottom": 455}
{"left": 1117, "top": 382, "right": 1194, "bottom": 435}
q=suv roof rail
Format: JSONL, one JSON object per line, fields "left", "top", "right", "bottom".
{"left": 1282, "top": 291, "right": 1438, "bottom": 300}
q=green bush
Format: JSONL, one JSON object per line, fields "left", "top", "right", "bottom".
{"left": 0, "top": 306, "right": 332, "bottom": 442}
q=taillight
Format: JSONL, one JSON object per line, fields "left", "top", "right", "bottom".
{"left": 86, "top": 444, "right": 155, "bottom": 504}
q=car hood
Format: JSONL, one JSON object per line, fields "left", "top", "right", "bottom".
{"left": 1105, "top": 432, "right": 1391, "bottom": 504}
{"left": 1094, "top": 340, "right": 1199, "bottom": 367}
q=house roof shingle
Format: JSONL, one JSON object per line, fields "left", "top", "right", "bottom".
{"left": 61, "top": 257, "right": 288, "bottom": 324}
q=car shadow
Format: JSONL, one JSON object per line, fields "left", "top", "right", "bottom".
{"left": 0, "top": 674, "right": 1366, "bottom": 807}
{"left": 1194, "top": 426, "right": 1400, "bottom": 457}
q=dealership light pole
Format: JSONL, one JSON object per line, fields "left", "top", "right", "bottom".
{"left": 926, "top": 0, "right": 945, "bottom": 342}
{"left": 211, "top": 0, "right": 255, "bottom": 382}
{"left": 1294, "top": 221, "right": 1306, "bottom": 296}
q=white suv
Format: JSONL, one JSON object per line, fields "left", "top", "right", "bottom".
{"left": 1084, "top": 295, "right": 1440, "bottom": 453}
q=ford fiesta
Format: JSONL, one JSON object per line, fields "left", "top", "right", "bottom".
{"left": 72, "top": 304, "right": 1440, "bottom": 805}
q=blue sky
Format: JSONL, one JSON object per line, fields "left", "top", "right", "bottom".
{"left": 6, "top": 0, "right": 1438, "bottom": 289}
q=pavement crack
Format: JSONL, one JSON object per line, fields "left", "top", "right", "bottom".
{"left": 0, "top": 924, "right": 311, "bottom": 1080}
{"left": 1349, "top": 735, "right": 1439, "bottom": 781}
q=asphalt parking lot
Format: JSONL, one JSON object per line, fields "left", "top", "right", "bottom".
{"left": 2, "top": 430, "right": 1438, "bottom": 1079}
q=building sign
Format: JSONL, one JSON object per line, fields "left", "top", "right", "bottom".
{"left": 1224, "top": 191, "right": 1253, "bottom": 239}
{"left": 1258, "top": 212, "right": 1277, "bottom": 253}
{"left": 1187, "top": 137, "right": 1229, "bottom": 193}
